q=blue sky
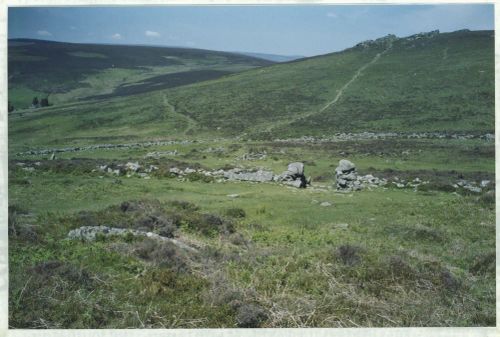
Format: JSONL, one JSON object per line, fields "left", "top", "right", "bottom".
{"left": 8, "top": 5, "right": 494, "bottom": 57}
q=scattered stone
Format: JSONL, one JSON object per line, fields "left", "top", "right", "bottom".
{"left": 145, "top": 150, "right": 178, "bottom": 158}
{"left": 125, "top": 162, "right": 141, "bottom": 172}
{"left": 480, "top": 180, "right": 491, "bottom": 188}
{"left": 272, "top": 132, "right": 493, "bottom": 144}
{"left": 463, "top": 185, "right": 482, "bottom": 193}
{"left": 240, "top": 152, "right": 267, "bottom": 160}
{"left": 49, "top": 153, "right": 56, "bottom": 160}
{"left": 202, "top": 147, "right": 225, "bottom": 153}
{"left": 320, "top": 202, "right": 332, "bottom": 207}
{"left": 227, "top": 194, "right": 240, "bottom": 198}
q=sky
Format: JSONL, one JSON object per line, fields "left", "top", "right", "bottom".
{"left": 8, "top": 4, "right": 494, "bottom": 57}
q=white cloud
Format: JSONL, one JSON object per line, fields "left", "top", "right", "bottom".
{"left": 37, "top": 30, "right": 52, "bottom": 37}
{"left": 326, "top": 12, "right": 338, "bottom": 19}
{"left": 70, "top": 26, "right": 77, "bottom": 30}
{"left": 111, "top": 33, "right": 122, "bottom": 40}
{"left": 185, "top": 41, "right": 196, "bottom": 47}
{"left": 145, "top": 30, "right": 161, "bottom": 38}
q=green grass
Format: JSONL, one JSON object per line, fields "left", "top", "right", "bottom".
{"left": 8, "top": 135, "right": 496, "bottom": 328}
{"left": 8, "top": 156, "right": 495, "bottom": 327}
{"left": 7, "top": 29, "right": 495, "bottom": 328}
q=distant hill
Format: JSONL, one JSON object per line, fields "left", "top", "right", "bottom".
{"left": 236, "top": 52, "right": 305, "bottom": 62}
{"left": 8, "top": 30, "right": 494, "bottom": 146}
{"left": 8, "top": 39, "right": 273, "bottom": 108}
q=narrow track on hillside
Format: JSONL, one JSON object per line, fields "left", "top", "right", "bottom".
{"left": 318, "top": 47, "right": 391, "bottom": 113}
{"left": 162, "top": 94, "right": 198, "bottom": 136}
{"left": 260, "top": 44, "right": 393, "bottom": 134}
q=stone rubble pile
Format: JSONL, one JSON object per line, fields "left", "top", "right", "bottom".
{"left": 201, "top": 147, "right": 225, "bottom": 154}
{"left": 16, "top": 139, "right": 201, "bottom": 156}
{"left": 145, "top": 150, "right": 178, "bottom": 158}
{"left": 453, "top": 179, "right": 490, "bottom": 193}
{"left": 335, "top": 159, "right": 388, "bottom": 191}
{"left": 223, "top": 168, "right": 274, "bottom": 182}
{"left": 96, "top": 162, "right": 158, "bottom": 178}
{"left": 239, "top": 152, "right": 267, "bottom": 160}
{"left": 67, "top": 225, "right": 197, "bottom": 252}
{"left": 273, "top": 132, "right": 494, "bottom": 144}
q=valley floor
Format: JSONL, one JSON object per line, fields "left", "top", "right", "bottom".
{"left": 8, "top": 136, "right": 495, "bottom": 328}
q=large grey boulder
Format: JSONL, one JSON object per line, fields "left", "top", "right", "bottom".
{"left": 335, "top": 159, "right": 356, "bottom": 174}
{"left": 335, "top": 159, "right": 359, "bottom": 191}
{"left": 275, "top": 162, "right": 310, "bottom": 188}
{"left": 287, "top": 162, "right": 304, "bottom": 176}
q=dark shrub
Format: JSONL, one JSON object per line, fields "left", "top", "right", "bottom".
{"left": 30, "top": 260, "right": 94, "bottom": 290}
{"left": 185, "top": 213, "right": 235, "bottom": 236}
{"left": 120, "top": 201, "right": 131, "bottom": 212}
{"left": 10, "top": 178, "right": 32, "bottom": 186}
{"left": 228, "top": 233, "right": 248, "bottom": 246}
{"left": 16, "top": 224, "right": 39, "bottom": 243}
{"left": 219, "top": 163, "right": 236, "bottom": 170}
{"left": 134, "top": 240, "right": 187, "bottom": 272}
{"left": 137, "top": 214, "right": 172, "bottom": 231}
{"left": 157, "top": 223, "right": 177, "bottom": 238}
{"left": 336, "top": 244, "right": 362, "bottom": 266}
{"left": 387, "top": 255, "right": 414, "bottom": 279}
{"left": 236, "top": 303, "right": 267, "bottom": 328}
{"left": 9, "top": 204, "right": 28, "bottom": 215}
{"left": 75, "top": 211, "right": 98, "bottom": 227}
{"left": 440, "top": 269, "right": 460, "bottom": 291}
{"left": 470, "top": 252, "right": 495, "bottom": 275}
{"left": 185, "top": 172, "right": 214, "bottom": 183}
{"left": 169, "top": 200, "right": 199, "bottom": 211}
{"left": 418, "top": 183, "right": 455, "bottom": 193}
{"left": 8, "top": 205, "right": 36, "bottom": 241}
{"left": 225, "top": 207, "right": 246, "bottom": 219}
{"left": 40, "top": 98, "right": 49, "bottom": 107}
{"left": 413, "top": 225, "right": 443, "bottom": 242}
{"left": 478, "top": 190, "right": 495, "bottom": 208}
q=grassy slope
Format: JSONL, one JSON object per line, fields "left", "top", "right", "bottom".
{"left": 281, "top": 30, "right": 495, "bottom": 136}
{"left": 9, "top": 30, "right": 493, "bottom": 143}
{"left": 8, "top": 39, "right": 272, "bottom": 108}
{"left": 167, "top": 30, "right": 493, "bottom": 137}
{"left": 8, "top": 45, "right": 384, "bottom": 147}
